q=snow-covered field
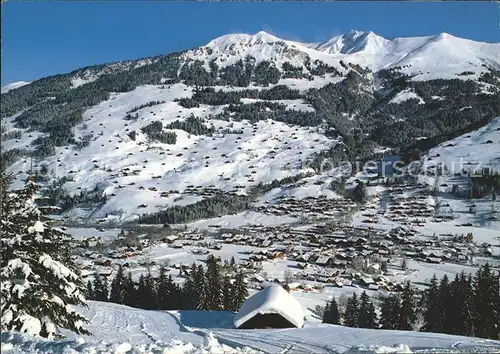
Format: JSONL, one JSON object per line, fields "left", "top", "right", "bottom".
{"left": 2, "top": 301, "right": 499, "bottom": 354}
{"left": 3, "top": 81, "right": 337, "bottom": 223}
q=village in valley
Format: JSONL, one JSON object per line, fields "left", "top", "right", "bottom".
{"left": 70, "top": 166, "right": 499, "bottom": 316}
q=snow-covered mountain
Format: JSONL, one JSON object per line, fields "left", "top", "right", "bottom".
{"left": 309, "top": 31, "right": 500, "bottom": 80}
{"left": 184, "top": 30, "right": 500, "bottom": 81}
{"left": 1, "top": 30, "right": 499, "bottom": 224}
{"left": 1, "top": 81, "right": 31, "bottom": 93}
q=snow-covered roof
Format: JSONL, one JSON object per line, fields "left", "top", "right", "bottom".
{"left": 234, "top": 284, "right": 304, "bottom": 329}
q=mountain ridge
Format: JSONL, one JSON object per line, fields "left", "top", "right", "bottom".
{"left": 1, "top": 29, "right": 499, "bottom": 224}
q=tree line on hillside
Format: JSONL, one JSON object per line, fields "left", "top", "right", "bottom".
{"left": 138, "top": 173, "right": 312, "bottom": 224}
{"left": 86, "top": 255, "right": 249, "bottom": 312}
{"left": 141, "top": 121, "right": 177, "bottom": 144}
{"left": 166, "top": 115, "right": 215, "bottom": 136}
{"left": 323, "top": 265, "right": 499, "bottom": 340}
{"left": 126, "top": 100, "right": 166, "bottom": 114}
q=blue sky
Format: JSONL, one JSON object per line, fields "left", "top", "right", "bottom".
{"left": 2, "top": 1, "right": 498, "bottom": 85}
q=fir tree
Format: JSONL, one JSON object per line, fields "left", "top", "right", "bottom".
{"left": 157, "top": 266, "right": 171, "bottom": 310}
{"left": 0, "top": 174, "right": 90, "bottom": 338}
{"left": 122, "top": 272, "right": 135, "bottom": 307}
{"left": 322, "top": 297, "right": 340, "bottom": 325}
{"left": 109, "top": 265, "right": 125, "bottom": 304}
{"left": 461, "top": 273, "right": 476, "bottom": 336}
{"left": 92, "top": 273, "right": 108, "bottom": 302}
{"left": 367, "top": 301, "right": 378, "bottom": 329}
{"left": 86, "top": 280, "right": 94, "bottom": 300}
{"left": 143, "top": 270, "right": 157, "bottom": 310}
{"left": 474, "top": 264, "right": 500, "bottom": 339}
{"left": 205, "top": 255, "right": 223, "bottom": 310}
{"left": 436, "top": 275, "right": 450, "bottom": 333}
{"left": 398, "top": 282, "right": 416, "bottom": 331}
{"left": 358, "top": 292, "right": 376, "bottom": 329}
{"left": 222, "top": 276, "right": 233, "bottom": 311}
{"left": 194, "top": 265, "right": 208, "bottom": 310}
{"left": 230, "top": 271, "right": 248, "bottom": 312}
{"left": 136, "top": 274, "right": 147, "bottom": 309}
{"left": 344, "top": 293, "right": 360, "bottom": 328}
{"left": 181, "top": 265, "right": 197, "bottom": 310}
{"left": 422, "top": 275, "right": 440, "bottom": 332}
{"left": 166, "top": 275, "right": 183, "bottom": 310}
{"left": 380, "top": 294, "right": 400, "bottom": 330}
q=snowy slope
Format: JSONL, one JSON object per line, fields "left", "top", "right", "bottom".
{"left": 2, "top": 30, "right": 499, "bottom": 223}
{"left": 1, "top": 81, "right": 31, "bottom": 93}
{"left": 3, "top": 82, "right": 335, "bottom": 223}
{"left": 422, "top": 117, "right": 500, "bottom": 175}
{"left": 3, "top": 301, "right": 500, "bottom": 354}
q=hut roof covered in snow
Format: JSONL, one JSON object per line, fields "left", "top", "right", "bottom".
{"left": 234, "top": 284, "right": 305, "bottom": 329}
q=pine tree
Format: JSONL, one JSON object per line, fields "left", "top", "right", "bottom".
{"left": 322, "top": 297, "right": 340, "bottom": 325}
{"left": 474, "top": 264, "right": 500, "bottom": 339}
{"left": 122, "top": 272, "right": 136, "bottom": 307}
{"left": 380, "top": 294, "right": 400, "bottom": 330}
{"left": 422, "top": 275, "right": 440, "bottom": 332}
{"left": 358, "top": 292, "right": 376, "bottom": 329}
{"left": 157, "top": 266, "right": 171, "bottom": 310}
{"left": 455, "top": 272, "right": 475, "bottom": 336}
{"left": 86, "top": 280, "right": 94, "bottom": 300}
{"left": 167, "top": 275, "right": 183, "bottom": 310}
{"left": 144, "top": 270, "right": 157, "bottom": 310}
{"left": 398, "top": 282, "right": 416, "bottom": 331}
{"left": 367, "top": 301, "right": 378, "bottom": 329}
{"left": 194, "top": 265, "right": 208, "bottom": 310}
{"left": 230, "top": 271, "right": 248, "bottom": 312}
{"left": 436, "top": 275, "right": 449, "bottom": 333}
{"left": 136, "top": 274, "right": 147, "bottom": 309}
{"left": 206, "top": 255, "right": 223, "bottom": 310}
{"left": 344, "top": 293, "right": 360, "bottom": 328}
{"left": 446, "top": 274, "right": 462, "bottom": 334}
{"left": 182, "top": 265, "right": 197, "bottom": 310}
{"left": 92, "top": 273, "right": 107, "bottom": 302}
{"left": 222, "top": 276, "right": 233, "bottom": 311}
{"left": 0, "top": 174, "right": 90, "bottom": 338}
{"left": 109, "top": 265, "right": 125, "bottom": 304}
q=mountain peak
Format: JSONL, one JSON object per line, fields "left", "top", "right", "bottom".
{"left": 205, "top": 31, "right": 282, "bottom": 51}
{"left": 312, "top": 30, "right": 387, "bottom": 55}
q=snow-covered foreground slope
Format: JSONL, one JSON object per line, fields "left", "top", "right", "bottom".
{"left": 2, "top": 301, "right": 500, "bottom": 354}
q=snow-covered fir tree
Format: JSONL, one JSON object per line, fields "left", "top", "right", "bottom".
{"left": 1, "top": 174, "right": 90, "bottom": 338}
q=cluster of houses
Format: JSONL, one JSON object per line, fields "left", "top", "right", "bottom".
{"left": 254, "top": 196, "right": 358, "bottom": 219}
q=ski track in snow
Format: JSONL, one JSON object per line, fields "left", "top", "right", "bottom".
{"left": 3, "top": 301, "right": 496, "bottom": 354}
